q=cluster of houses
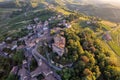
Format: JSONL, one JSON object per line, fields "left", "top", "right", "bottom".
{"left": 58, "top": 19, "right": 72, "bottom": 28}
{"left": 86, "top": 17, "right": 102, "bottom": 25}
{"left": 86, "top": 20, "right": 98, "bottom": 25}
{"left": 48, "top": 14, "right": 63, "bottom": 21}
{"left": 0, "top": 40, "right": 18, "bottom": 57}
{"left": 0, "top": 12, "right": 73, "bottom": 80}
{"left": 0, "top": 13, "right": 71, "bottom": 57}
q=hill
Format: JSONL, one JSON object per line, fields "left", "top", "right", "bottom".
{"left": 0, "top": 0, "right": 120, "bottom": 80}
{"left": 65, "top": 1, "right": 120, "bottom": 23}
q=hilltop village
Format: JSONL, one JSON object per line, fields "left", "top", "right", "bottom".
{"left": 2, "top": 10, "right": 120, "bottom": 80}
{"left": 1, "top": 0, "right": 120, "bottom": 80}
{"left": 1, "top": 11, "right": 118, "bottom": 80}
{"left": 0, "top": 13, "right": 72, "bottom": 80}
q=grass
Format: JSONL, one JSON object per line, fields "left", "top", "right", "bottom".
{"left": 0, "top": 8, "right": 22, "bottom": 34}
{"left": 0, "top": 8, "right": 20, "bottom": 12}
{"left": 101, "top": 20, "right": 117, "bottom": 27}
{"left": 100, "top": 23, "right": 111, "bottom": 31}
{"left": 0, "top": 9, "right": 56, "bottom": 38}
{"left": 108, "top": 41, "right": 120, "bottom": 56}
{"left": 95, "top": 38, "right": 120, "bottom": 66}
{"left": 107, "top": 28, "right": 120, "bottom": 57}
{"left": 55, "top": 6, "right": 72, "bottom": 15}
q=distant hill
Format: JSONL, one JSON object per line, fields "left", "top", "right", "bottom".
{"left": 0, "top": 0, "right": 120, "bottom": 23}
{"left": 64, "top": 0, "right": 120, "bottom": 23}
{"left": 0, "top": 1, "right": 16, "bottom": 8}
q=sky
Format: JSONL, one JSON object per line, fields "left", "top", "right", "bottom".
{"left": 97, "top": 0, "right": 120, "bottom": 6}
{"left": 74, "top": 0, "right": 120, "bottom": 6}
{"left": 100, "top": 0, "right": 120, "bottom": 3}
{"left": 0, "top": 0, "right": 120, "bottom": 4}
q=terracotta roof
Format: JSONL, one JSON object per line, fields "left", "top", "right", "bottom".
{"left": 53, "top": 36, "right": 65, "bottom": 49}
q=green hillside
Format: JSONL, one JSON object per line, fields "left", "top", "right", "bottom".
{"left": 0, "top": 0, "right": 120, "bottom": 80}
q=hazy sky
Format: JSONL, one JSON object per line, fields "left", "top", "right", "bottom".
{"left": 101, "top": 0, "right": 120, "bottom": 2}
{"left": 0, "top": 0, "right": 120, "bottom": 4}
{"left": 98, "top": 0, "right": 120, "bottom": 6}
{"left": 74, "top": 0, "right": 120, "bottom": 5}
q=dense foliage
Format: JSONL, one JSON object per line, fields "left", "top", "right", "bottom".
{"left": 58, "top": 24, "right": 120, "bottom": 80}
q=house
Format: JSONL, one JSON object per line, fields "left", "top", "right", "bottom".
{"left": 17, "top": 45, "right": 24, "bottom": 50}
{"left": 86, "top": 21, "right": 91, "bottom": 25}
{"left": 27, "top": 25, "right": 32, "bottom": 30}
{"left": 23, "top": 60, "right": 28, "bottom": 68}
{"left": 34, "top": 17, "right": 39, "bottom": 23}
{"left": 10, "top": 66, "right": 18, "bottom": 75}
{"left": 33, "top": 25, "right": 36, "bottom": 29}
{"left": 23, "top": 60, "right": 27, "bottom": 65}
{"left": 28, "top": 33, "right": 33, "bottom": 36}
{"left": 37, "top": 33, "right": 43, "bottom": 37}
{"left": 6, "top": 37, "right": 12, "bottom": 41}
{"left": 52, "top": 35, "right": 66, "bottom": 56}
{"left": 18, "top": 67, "right": 31, "bottom": 80}
{"left": 37, "top": 21, "right": 42, "bottom": 28}
{"left": 35, "top": 38, "right": 41, "bottom": 43}
{"left": 65, "top": 23, "right": 71, "bottom": 28}
{"left": 29, "top": 42, "right": 35, "bottom": 48}
{"left": 103, "top": 32, "right": 112, "bottom": 41}
{"left": 48, "top": 18, "right": 52, "bottom": 21}
{"left": 44, "top": 20, "right": 49, "bottom": 27}
{"left": 25, "top": 40, "right": 36, "bottom": 48}
{"left": 0, "top": 42, "right": 5, "bottom": 46}
{"left": 4, "top": 52, "right": 9, "bottom": 56}
{"left": 11, "top": 45, "right": 17, "bottom": 50}
{"left": 43, "top": 71, "right": 53, "bottom": 76}
{"left": 43, "top": 27, "right": 48, "bottom": 31}
{"left": 9, "top": 54, "right": 13, "bottom": 58}
{"left": 57, "top": 15, "right": 61, "bottom": 18}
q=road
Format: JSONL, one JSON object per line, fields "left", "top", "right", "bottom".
{"left": 30, "top": 28, "right": 62, "bottom": 80}
{"left": 32, "top": 45, "right": 62, "bottom": 71}
{"left": 31, "top": 45, "right": 61, "bottom": 80}
{"left": 0, "top": 19, "right": 62, "bottom": 80}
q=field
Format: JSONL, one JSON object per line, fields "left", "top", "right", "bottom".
{"left": 0, "top": 8, "right": 27, "bottom": 36}
{"left": 0, "top": 1, "right": 48, "bottom": 37}
{"left": 0, "top": 3, "right": 75, "bottom": 38}
{"left": 0, "top": 8, "right": 21, "bottom": 35}
{"left": 96, "top": 22, "right": 120, "bottom": 66}
{"left": 0, "top": 7, "right": 58, "bottom": 42}
{"left": 108, "top": 28, "right": 120, "bottom": 57}
{"left": 100, "top": 21, "right": 120, "bottom": 65}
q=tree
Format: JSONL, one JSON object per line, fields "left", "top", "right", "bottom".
{"left": 83, "top": 68, "right": 92, "bottom": 76}
{"left": 104, "top": 66, "right": 120, "bottom": 80}
{"left": 13, "top": 49, "right": 25, "bottom": 65}
{"left": 61, "top": 68, "right": 72, "bottom": 80}
{"left": 93, "top": 66, "right": 101, "bottom": 78}
{"left": 50, "top": 30, "right": 55, "bottom": 35}
{"left": 74, "top": 61, "right": 86, "bottom": 74}
{"left": 6, "top": 74, "right": 16, "bottom": 80}
{"left": 81, "top": 56, "right": 89, "bottom": 63}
